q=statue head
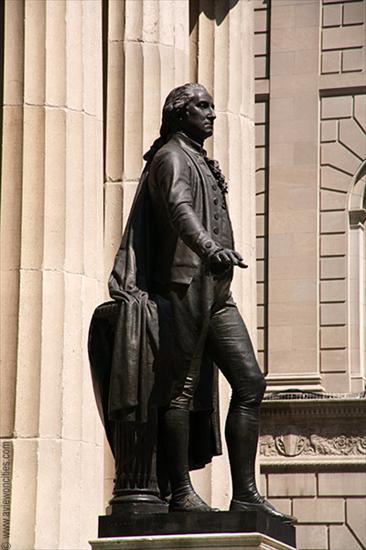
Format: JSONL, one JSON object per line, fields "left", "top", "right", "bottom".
{"left": 144, "top": 83, "right": 215, "bottom": 161}
{"left": 160, "top": 83, "right": 216, "bottom": 144}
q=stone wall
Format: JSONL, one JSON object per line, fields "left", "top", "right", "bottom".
{"left": 321, "top": 0, "right": 365, "bottom": 75}
{"left": 263, "top": 470, "right": 366, "bottom": 550}
{"left": 254, "top": 1, "right": 366, "bottom": 549}
{"left": 260, "top": 396, "right": 366, "bottom": 550}
{"left": 319, "top": 93, "right": 366, "bottom": 393}
{"left": 254, "top": 0, "right": 366, "bottom": 393}
{"left": 254, "top": 0, "right": 366, "bottom": 388}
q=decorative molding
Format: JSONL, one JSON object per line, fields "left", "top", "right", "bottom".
{"left": 260, "top": 397, "right": 366, "bottom": 469}
{"left": 260, "top": 432, "right": 366, "bottom": 457}
{"left": 261, "top": 396, "right": 366, "bottom": 417}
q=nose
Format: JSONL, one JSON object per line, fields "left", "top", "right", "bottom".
{"left": 208, "top": 107, "right": 216, "bottom": 120}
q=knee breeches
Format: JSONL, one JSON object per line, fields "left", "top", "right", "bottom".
{"left": 170, "top": 302, "right": 266, "bottom": 410}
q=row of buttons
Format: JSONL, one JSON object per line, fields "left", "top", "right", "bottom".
{"left": 212, "top": 182, "right": 221, "bottom": 235}
{"left": 197, "top": 155, "right": 228, "bottom": 240}
{"left": 212, "top": 196, "right": 227, "bottom": 208}
{"left": 210, "top": 171, "right": 226, "bottom": 236}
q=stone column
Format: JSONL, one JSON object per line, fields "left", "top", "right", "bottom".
{"left": 195, "top": 0, "right": 257, "bottom": 357}
{"left": 266, "top": 0, "right": 323, "bottom": 391}
{"left": 0, "top": 1, "right": 104, "bottom": 548}
{"left": 103, "top": 0, "right": 190, "bottom": 507}
{"left": 189, "top": 0, "right": 257, "bottom": 511}
{"left": 104, "top": 0, "right": 190, "bottom": 273}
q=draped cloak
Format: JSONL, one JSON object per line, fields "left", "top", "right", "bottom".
{"left": 88, "top": 134, "right": 224, "bottom": 469}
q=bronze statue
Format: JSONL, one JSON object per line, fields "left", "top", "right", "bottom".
{"left": 89, "top": 83, "right": 295, "bottom": 524}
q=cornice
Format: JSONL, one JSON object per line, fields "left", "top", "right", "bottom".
{"left": 261, "top": 398, "right": 366, "bottom": 418}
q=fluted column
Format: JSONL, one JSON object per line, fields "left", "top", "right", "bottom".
{"left": 103, "top": 0, "right": 190, "bottom": 505}
{"left": 104, "top": 0, "right": 190, "bottom": 273}
{"left": 0, "top": 1, "right": 104, "bottom": 548}
{"left": 189, "top": 0, "right": 257, "bottom": 511}
{"left": 195, "top": 0, "right": 257, "bottom": 347}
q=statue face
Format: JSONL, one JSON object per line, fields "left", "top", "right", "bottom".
{"left": 179, "top": 88, "right": 216, "bottom": 143}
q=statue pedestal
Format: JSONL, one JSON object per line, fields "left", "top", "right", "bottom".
{"left": 92, "top": 512, "right": 295, "bottom": 549}
{"left": 90, "top": 532, "right": 295, "bottom": 550}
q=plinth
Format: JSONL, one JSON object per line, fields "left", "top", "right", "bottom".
{"left": 92, "top": 511, "right": 295, "bottom": 549}
{"left": 90, "top": 532, "right": 295, "bottom": 550}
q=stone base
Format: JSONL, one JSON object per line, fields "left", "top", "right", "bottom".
{"left": 89, "top": 532, "right": 295, "bottom": 549}
{"left": 97, "top": 511, "right": 295, "bottom": 548}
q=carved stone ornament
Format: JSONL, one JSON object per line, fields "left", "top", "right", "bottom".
{"left": 259, "top": 395, "right": 366, "bottom": 467}
{"left": 260, "top": 433, "right": 366, "bottom": 458}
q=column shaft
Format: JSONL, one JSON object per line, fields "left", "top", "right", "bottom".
{"left": 266, "top": 0, "right": 322, "bottom": 390}
{"left": 0, "top": 1, "right": 104, "bottom": 548}
{"left": 102, "top": 0, "right": 190, "bottom": 507}
{"left": 191, "top": 0, "right": 257, "bottom": 511}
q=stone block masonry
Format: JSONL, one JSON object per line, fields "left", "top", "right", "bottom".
{"left": 260, "top": 396, "right": 366, "bottom": 550}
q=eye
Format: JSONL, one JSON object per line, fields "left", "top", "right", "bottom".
{"left": 198, "top": 101, "right": 209, "bottom": 108}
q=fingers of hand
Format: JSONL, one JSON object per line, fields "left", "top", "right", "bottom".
{"left": 225, "top": 250, "right": 244, "bottom": 266}
{"left": 237, "top": 260, "right": 248, "bottom": 269}
{"left": 233, "top": 250, "right": 243, "bottom": 262}
{"left": 212, "top": 249, "right": 247, "bottom": 268}
{"left": 218, "top": 251, "right": 232, "bottom": 264}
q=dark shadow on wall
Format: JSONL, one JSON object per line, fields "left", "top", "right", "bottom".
{"left": 189, "top": 0, "right": 241, "bottom": 32}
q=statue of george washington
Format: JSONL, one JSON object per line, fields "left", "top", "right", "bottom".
{"left": 89, "top": 83, "right": 295, "bottom": 524}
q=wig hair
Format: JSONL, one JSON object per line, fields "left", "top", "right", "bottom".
{"left": 144, "top": 83, "right": 208, "bottom": 161}
{"left": 160, "top": 83, "right": 207, "bottom": 139}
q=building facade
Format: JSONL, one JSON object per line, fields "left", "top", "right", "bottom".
{"left": 254, "top": 1, "right": 366, "bottom": 549}
{"left": 0, "top": 1, "right": 365, "bottom": 549}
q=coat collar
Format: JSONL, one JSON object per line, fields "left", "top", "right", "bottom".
{"left": 173, "top": 131, "right": 207, "bottom": 157}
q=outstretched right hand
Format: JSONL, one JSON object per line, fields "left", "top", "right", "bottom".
{"left": 210, "top": 248, "right": 248, "bottom": 273}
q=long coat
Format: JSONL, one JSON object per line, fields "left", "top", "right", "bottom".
{"left": 89, "top": 132, "right": 233, "bottom": 468}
